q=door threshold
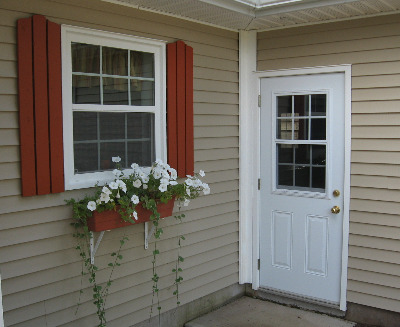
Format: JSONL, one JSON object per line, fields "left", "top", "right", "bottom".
{"left": 248, "top": 286, "right": 345, "bottom": 318}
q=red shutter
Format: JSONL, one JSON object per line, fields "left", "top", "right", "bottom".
{"left": 167, "top": 41, "right": 194, "bottom": 177}
{"left": 17, "top": 15, "right": 64, "bottom": 196}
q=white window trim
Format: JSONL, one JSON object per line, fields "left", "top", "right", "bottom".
{"left": 61, "top": 25, "right": 167, "bottom": 190}
{"left": 0, "top": 273, "right": 3, "bottom": 327}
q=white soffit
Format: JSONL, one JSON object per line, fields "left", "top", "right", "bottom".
{"left": 105, "top": 0, "right": 400, "bottom": 30}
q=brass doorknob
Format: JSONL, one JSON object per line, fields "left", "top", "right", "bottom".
{"left": 331, "top": 206, "right": 341, "bottom": 214}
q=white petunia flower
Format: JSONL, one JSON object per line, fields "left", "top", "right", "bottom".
{"left": 141, "top": 175, "right": 149, "bottom": 183}
{"left": 100, "top": 193, "right": 111, "bottom": 203}
{"left": 185, "top": 178, "right": 194, "bottom": 186}
{"left": 102, "top": 186, "right": 112, "bottom": 195}
{"left": 169, "top": 168, "right": 177, "bottom": 180}
{"left": 96, "top": 199, "right": 101, "bottom": 204}
{"left": 131, "top": 163, "right": 139, "bottom": 171}
{"left": 199, "top": 170, "right": 205, "bottom": 177}
{"left": 133, "top": 179, "right": 142, "bottom": 188}
{"left": 183, "top": 199, "right": 190, "bottom": 206}
{"left": 202, "top": 183, "right": 210, "bottom": 195}
{"left": 109, "top": 181, "right": 118, "bottom": 190}
{"left": 113, "top": 169, "right": 123, "bottom": 177}
{"left": 153, "top": 168, "right": 162, "bottom": 179}
{"left": 159, "top": 184, "right": 168, "bottom": 192}
{"left": 143, "top": 184, "right": 148, "bottom": 189}
{"left": 112, "top": 156, "right": 121, "bottom": 163}
{"left": 87, "top": 201, "right": 97, "bottom": 211}
{"left": 116, "top": 180, "right": 127, "bottom": 192}
{"left": 131, "top": 194, "right": 139, "bottom": 204}
{"left": 155, "top": 159, "right": 164, "bottom": 166}
{"left": 169, "top": 181, "right": 178, "bottom": 185}
{"left": 186, "top": 188, "right": 191, "bottom": 196}
{"left": 133, "top": 211, "right": 138, "bottom": 221}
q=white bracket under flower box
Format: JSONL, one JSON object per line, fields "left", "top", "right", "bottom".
{"left": 89, "top": 222, "right": 156, "bottom": 264}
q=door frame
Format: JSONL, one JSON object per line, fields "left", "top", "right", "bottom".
{"left": 239, "top": 64, "right": 351, "bottom": 311}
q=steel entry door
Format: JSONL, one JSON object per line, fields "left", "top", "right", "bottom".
{"left": 259, "top": 73, "right": 345, "bottom": 305}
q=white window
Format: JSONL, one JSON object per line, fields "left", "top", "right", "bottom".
{"left": 62, "top": 26, "right": 166, "bottom": 190}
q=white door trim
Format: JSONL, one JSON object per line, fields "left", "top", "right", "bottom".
{"left": 239, "top": 65, "right": 351, "bottom": 311}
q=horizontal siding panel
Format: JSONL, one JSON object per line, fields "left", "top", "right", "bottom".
{"left": 351, "top": 186, "right": 400, "bottom": 201}
{"left": 195, "top": 54, "right": 238, "bottom": 72}
{"left": 0, "top": 112, "right": 18, "bottom": 128}
{"left": 350, "top": 221, "right": 400, "bottom": 240}
{"left": 0, "top": 77, "right": 17, "bottom": 95}
{"left": 194, "top": 114, "right": 238, "bottom": 126}
{"left": 348, "top": 281, "right": 400, "bottom": 306}
{"left": 194, "top": 67, "right": 238, "bottom": 83}
{"left": 351, "top": 150, "right": 400, "bottom": 163}
{"left": 258, "top": 35, "right": 400, "bottom": 61}
{"left": 352, "top": 100, "right": 400, "bottom": 114}
{"left": 352, "top": 87, "right": 400, "bottom": 102}
{"left": 195, "top": 137, "right": 238, "bottom": 150}
{"left": 195, "top": 148, "right": 238, "bottom": 162}
{"left": 195, "top": 158, "right": 238, "bottom": 173}
{"left": 352, "top": 113, "right": 400, "bottom": 126}
{"left": 348, "top": 268, "right": 400, "bottom": 289}
{"left": 194, "top": 90, "right": 238, "bottom": 104}
{"left": 0, "top": 60, "right": 17, "bottom": 78}
{"left": 194, "top": 126, "right": 238, "bottom": 138}
{"left": 350, "top": 211, "right": 400, "bottom": 228}
{"left": 0, "top": 162, "right": 20, "bottom": 180}
{"left": 258, "top": 16, "right": 400, "bottom": 50}
{"left": 0, "top": 95, "right": 17, "bottom": 111}
{"left": 349, "top": 234, "right": 400, "bottom": 252}
{"left": 0, "top": 129, "right": 19, "bottom": 146}
{"left": 351, "top": 177, "right": 400, "bottom": 190}
{"left": 351, "top": 163, "right": 400, "bottom": 177}
{"left": 194, "top": 79, "right": 238, "bottom": 94}
{"left": 349, "top": 258, "right": 400, "bottom": 278}
{"left": 352, "top": 74, "right": 400, "bottom": 89}
{"left": 347, "top": 290, "right": 400, "bottom": 313}
{"left": 349, "top": 246, "right": 400, "bottom": 265}
{"left": 352, "top": 140, "right": 400, "bottom": 152}
{"left": 0, "top": 25, "right": 15, "bottom": 44}
{"left": 0, "top": 43, "right": 15, "bottom": 61}
{"left": 194, "top": 103, "right": 238, "bottom": 115}
{"left": 0, "top": 179, "right": 20, "bottom": 197}
{"left": 350, "top": 198, "right": 400, "bottom": 215}
{"left": 352, "top": 61, "right": 400, "bottom": 76}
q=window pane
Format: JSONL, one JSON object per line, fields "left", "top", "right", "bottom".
{"left": 294, "top": 95, "right": 309, "bottom": 117}
{"left": 72, "top": 43, "right": 100, "bottom": 74}
{"left": 277, "top": 144, "right": 293, "bottom": 164}
{"left": 312, "top": 145, "right": 326, "bottom": 165}
{"left": 277, "top": 96, "right": 292, "bottom": 117}
{"left": 72, "top": 75, "right": 100, "bottom": 104}
{"left": 103, "top": 77, "right": 129, "bottom": 105}
{"left": 127, "top": 113, "right": 154, "bottom": 139}
{"left": 311, "top": 94, "right": 326, "bottom": 116}
{"left": 131, "top": 51, "right": 154, "bottom": 78}
{"left": 74, "top": 112, "right": 97, "bottom": 141}
{"left": 277, "top": 119, "right": 292, "bottom": 139}
{"left": 311, "top": 118, "right": 326, "bottom": 140}
{"left": 295, "top": 166, "right": 310, "bottom": 188}
{"left": 295, "top": 118, "right": 309, "bottom": 140}
{"left": 100, "top": 112, "right": 125, "bottom": 140}
{"left": 100, "top": 142, "right": 126, "bottom": 170}
{"left": 128, "top": 141, "right": 154, "bottom": 167}
{"left": 295, "top": 144, "right": 310, "bottom": 165}
{"left": 131, "top": 80, "right": 155, "bottom": 106}
{"left": 102, "top": 46, "right": 128, "bottom": 76}
{"left": 74, "top": 143, "right": 98, "bottom": 173}
{"left": 312, "top": 167, "right": 325, "bottom": 189}
{"left": 278, "top": 165, "right": 293, "bottom": 187}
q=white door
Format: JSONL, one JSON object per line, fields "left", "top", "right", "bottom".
{"left": 259, "top": 73, "right": 345, "bottom": 306}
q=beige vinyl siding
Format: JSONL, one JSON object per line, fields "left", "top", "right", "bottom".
{"left": 258, "top": 14, "right": 400, "bottom": 313}
{"left": 0, "top": 0, "right": 239, "bottom": 326}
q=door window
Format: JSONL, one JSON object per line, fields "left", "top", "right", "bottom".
{"left": 275, "top": 94, "right": 327, "bottom": 193}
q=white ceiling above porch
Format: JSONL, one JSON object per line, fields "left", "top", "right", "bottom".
{"left": 103, "top": 0, "right": 400, "bottom": 31}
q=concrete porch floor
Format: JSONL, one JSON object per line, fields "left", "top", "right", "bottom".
{"left": 185, "top": 296, "right": 357, "bottom": 327}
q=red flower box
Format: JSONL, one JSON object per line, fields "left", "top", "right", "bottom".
{"left": 87, "top": 198, "right": 175, "bottom": 232}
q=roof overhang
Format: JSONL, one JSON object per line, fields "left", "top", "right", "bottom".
{"left": 102, "top": 0, "right": 400, "bottom": 31}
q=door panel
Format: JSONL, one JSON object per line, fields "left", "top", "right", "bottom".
{"left": 259, "top": 73, "right": 345, "bottom": 305}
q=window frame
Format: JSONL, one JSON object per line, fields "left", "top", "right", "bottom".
{"left": 61, "top": 25, "right": 166, "bottom": 190}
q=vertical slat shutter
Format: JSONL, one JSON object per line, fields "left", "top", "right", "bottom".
{"left": 17, "top": 15, "right": 64, "bottom": 196}
{"left": 167, "top": 41, "right": 194, "bottom": 177}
